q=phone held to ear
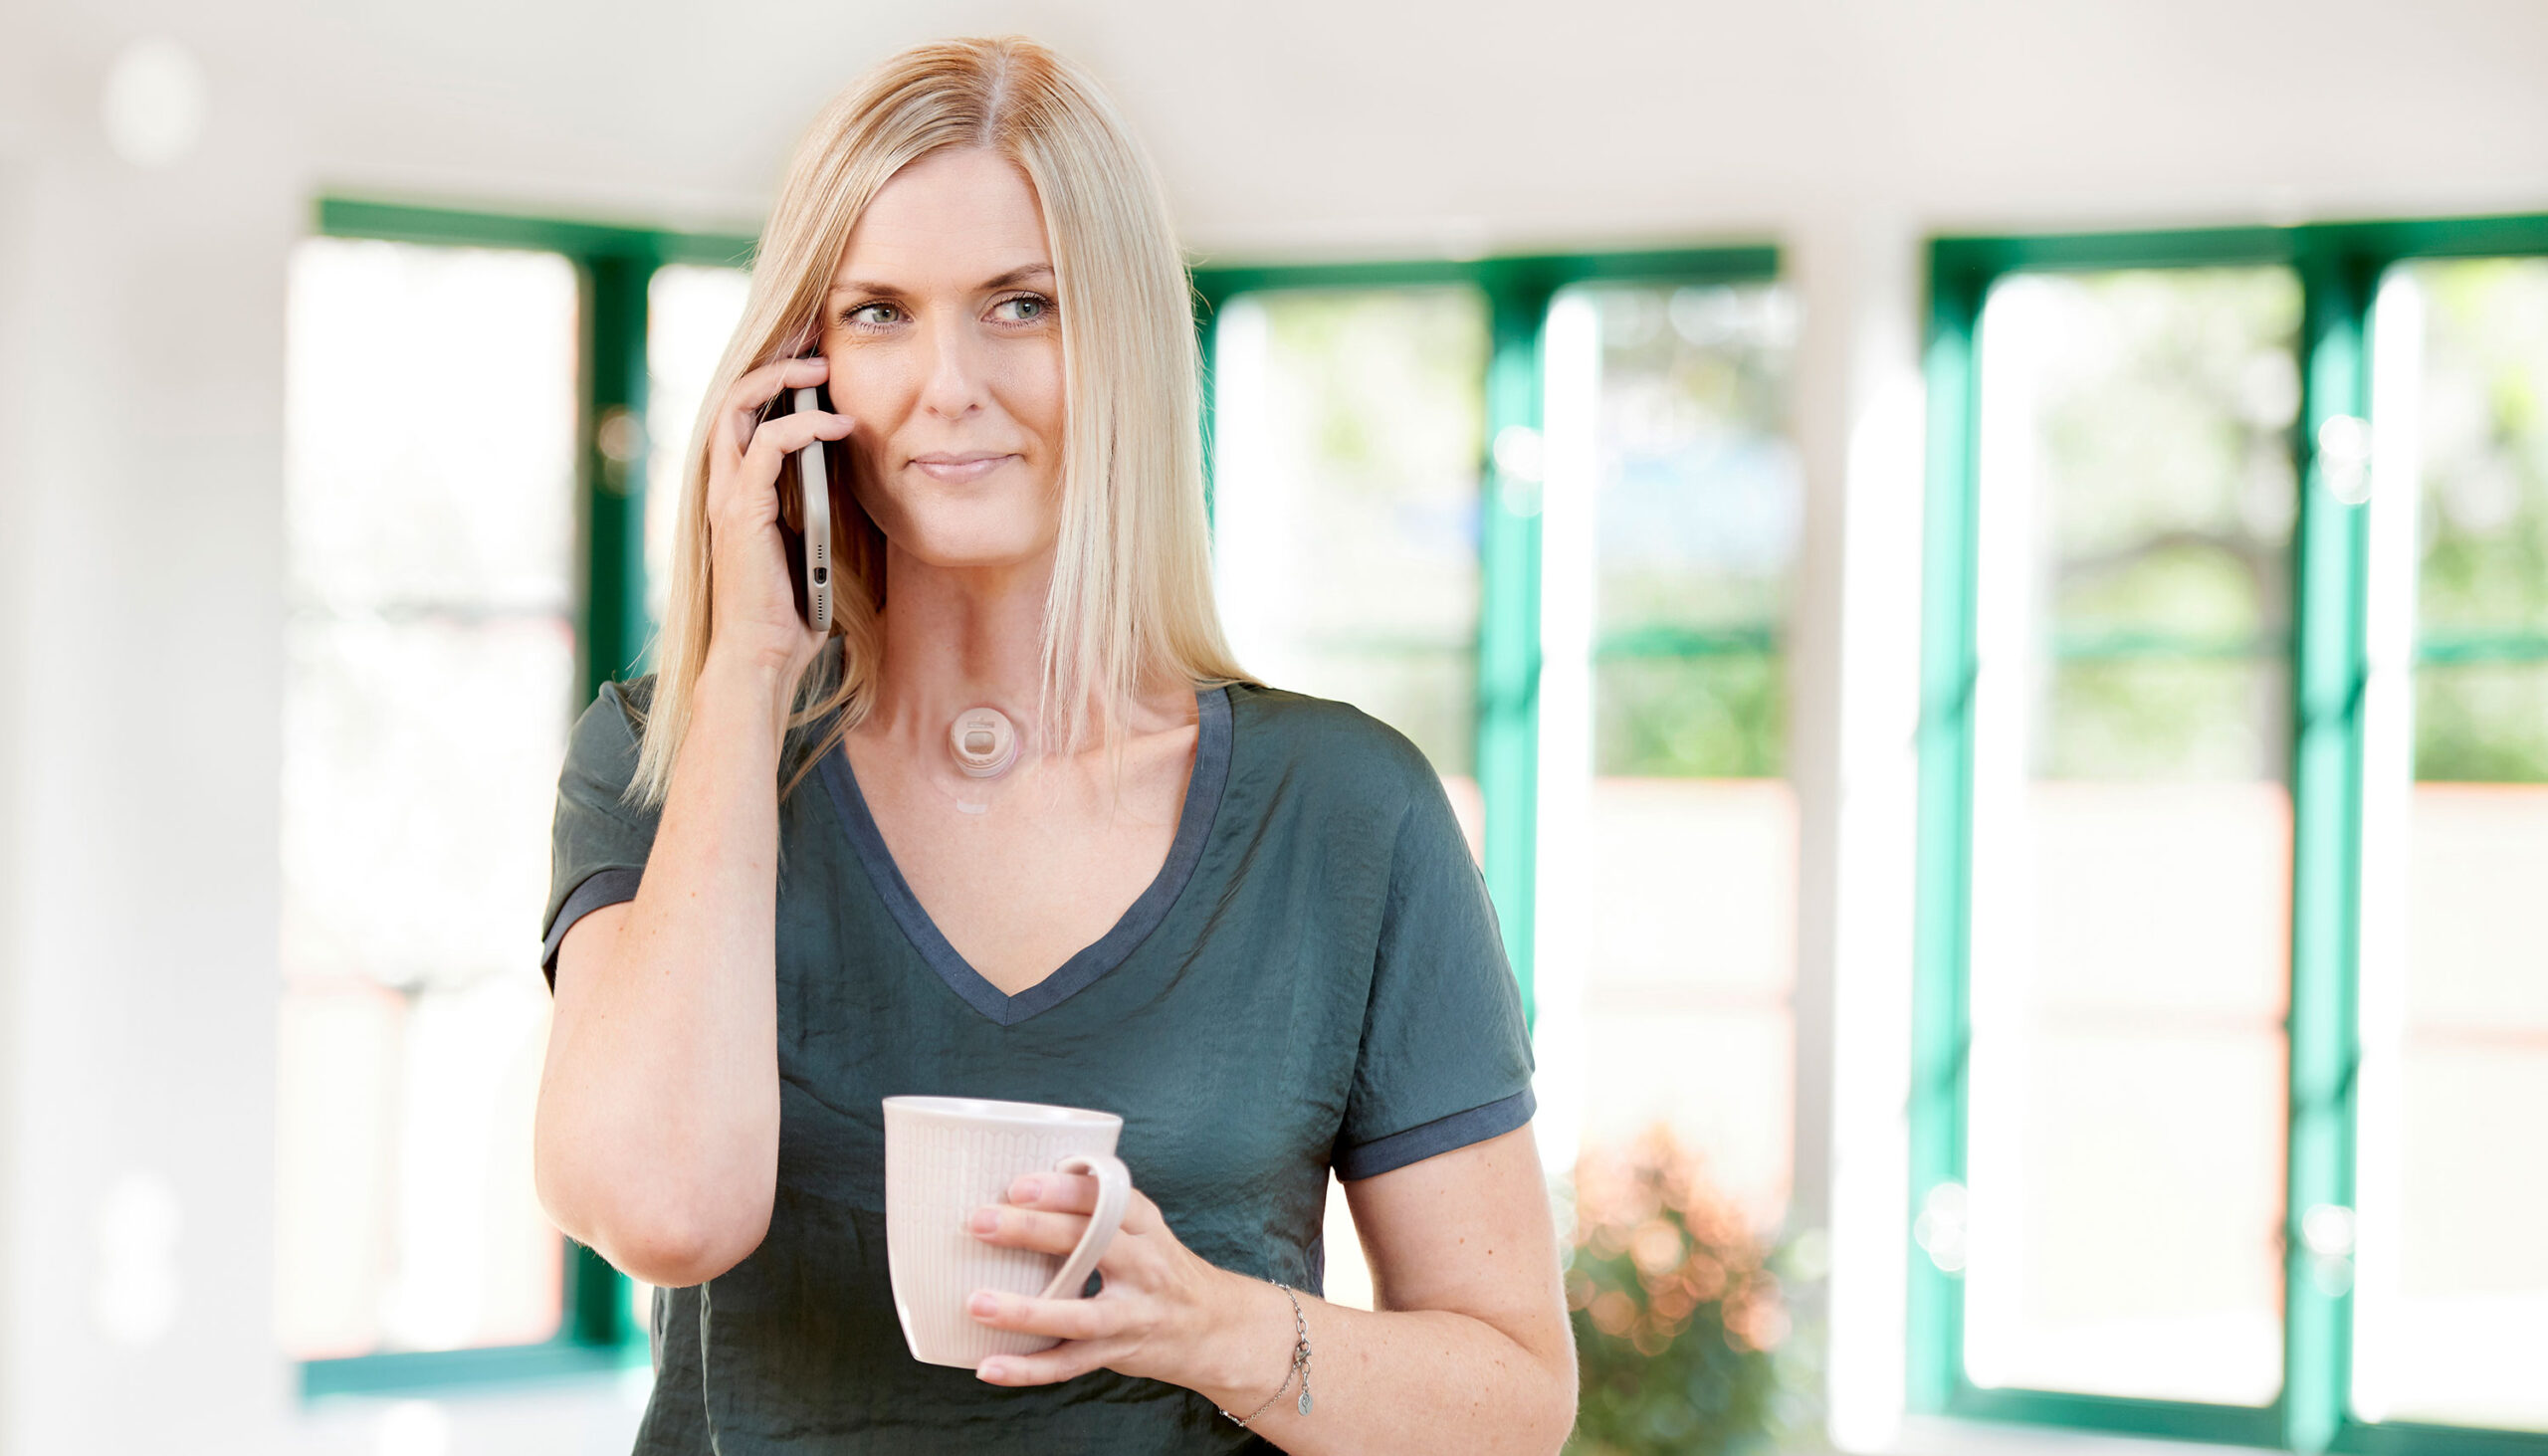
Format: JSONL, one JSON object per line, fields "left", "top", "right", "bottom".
{"left": 793, "top": 386, "right": 832, "bottom": 634}
{"left": 767, "top": 372, "right": 835, "bottom": 633}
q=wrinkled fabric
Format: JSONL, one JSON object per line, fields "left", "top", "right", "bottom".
{"left": 541, "top": 678, "right": 1536, "bottom": 1454}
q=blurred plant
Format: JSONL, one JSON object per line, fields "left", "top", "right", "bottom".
{"left": 1561, "top": 1127, "right": 1802, "bottom": 1456}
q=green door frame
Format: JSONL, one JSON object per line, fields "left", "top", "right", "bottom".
{"left": 299, "top": 197, "right": 752, "bottom": 1398}
{"left": 1189, "top": 246, "right": 1779, "bottom": 1025}
{"left": 1911, "top": 211, "right": 2548, "bottom": 1454}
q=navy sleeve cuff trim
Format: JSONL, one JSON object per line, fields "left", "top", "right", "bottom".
{"left": 539, "top": 867, "right": 644, "bottom": 985}
{"left": 1332, "top": 1088, "right": 1537, "bottom": 1181}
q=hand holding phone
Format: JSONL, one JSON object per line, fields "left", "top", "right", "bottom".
{"left": 702, "top": 351, "right": 844, "bottom": 680}
{"left": 761, "top": 364, "right": 839, "bottom": 634}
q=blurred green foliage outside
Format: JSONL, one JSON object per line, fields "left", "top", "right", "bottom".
{"left": 2408, "top": 258, "right": 2548, "bottom": 783}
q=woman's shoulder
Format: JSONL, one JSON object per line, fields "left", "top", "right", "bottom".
{"left": 1219, "top": 680, "right": 1441, "bottom": 810}
{"left": 573, "top": 673, "right": 658, "bottom": 747}
{"left": 559, "top": 673, "right": 660, "bottom": 798}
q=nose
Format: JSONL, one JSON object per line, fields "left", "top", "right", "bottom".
{"left": 915, "top": 313, "right": 984, "bottom": 421}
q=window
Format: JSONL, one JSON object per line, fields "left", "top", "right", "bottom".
{"left": 282, "top": 202, "right": 750, "bottom": 1396}
{"left": 2354, "top": 256, "right": 2548, "bottom": 1435}
{"left": 278, "top": 237, "right": 579, "bottom": 1364}
{"left": 1914, "top": 214, "right": 2548, "bottom": 1452}
{"left": 1196, "top": 247, "right": 1796, "bottom": 1303}
{"left": 1542, "top": 279, "right": 1803, "bottom": 1229}
{"left": 1965, "top": 265, "right": 2297, "bottom": 1406}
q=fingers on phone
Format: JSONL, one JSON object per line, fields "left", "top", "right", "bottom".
{"left": 722, "top": 356, "right": 831, "bottom": 452}
{"left": 743, "top": 410, "right": 852, "bottom": 467}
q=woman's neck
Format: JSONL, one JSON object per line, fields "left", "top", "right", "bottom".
{"left": 864, "top": 542, "right": 1053, "bottom": 753}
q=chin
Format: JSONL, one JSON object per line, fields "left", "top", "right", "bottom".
{"left": 867, "top": 478, "right": 1059, "bottom": 574}
{"left": 888, "top": 513, "right": 1057, "bottom": 573}
{"left": 904, "top": 538, "right": 1051, "bottom": 573}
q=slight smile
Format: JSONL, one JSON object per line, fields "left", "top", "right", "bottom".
{"left": 909, "top": 452, "right": 1019, "bottom": 484}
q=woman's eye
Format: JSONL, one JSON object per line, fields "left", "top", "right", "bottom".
{"left": 992, "top": 294, "right": 1050, "bottom": 323}
{"left": 843, "top": 303, "right": 903, "bottom": 328}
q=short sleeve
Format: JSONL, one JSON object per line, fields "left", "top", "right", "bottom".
{"left": 1331, "top": 767, "right": 1538, "bottom": 1180}
{"left": 538, "top": 679, "right": 662, "bottom": 987}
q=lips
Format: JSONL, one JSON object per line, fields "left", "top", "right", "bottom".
{"left": 908, "top": 451, "right": 1018, "bottom": 485}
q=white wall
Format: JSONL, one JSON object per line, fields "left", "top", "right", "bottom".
{"left": 1, "top": 2, "right": 2542, "bottom": 1451}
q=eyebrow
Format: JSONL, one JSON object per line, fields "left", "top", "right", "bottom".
{"left": 826, "top": 263, "right": 1055, "bottom": 297}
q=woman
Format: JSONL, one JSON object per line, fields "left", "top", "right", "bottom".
{"left": 531, "top": 36, "right": 1575, "bottom": 1454}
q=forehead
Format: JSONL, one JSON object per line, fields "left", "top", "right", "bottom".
{"left": 830, "top": 147, "right": 1050, "bottom": 290}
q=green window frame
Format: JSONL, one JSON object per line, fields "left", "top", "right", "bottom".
{"left": 1189, "top": 246, "right": 1781, "bottom": 1020}
{"left": 297, "top": 198, "right": 752, "bottom": 1399}
{"left": 1911, "top": 212, "right": 2548, "bottom": 1455}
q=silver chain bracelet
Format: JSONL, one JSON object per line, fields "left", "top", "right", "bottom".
{"left": 1218, "top": 1280, "right": 1313, "bottom": 1427}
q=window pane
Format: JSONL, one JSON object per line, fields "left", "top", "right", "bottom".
{"left": 1593, "top": 654, "right": 1786, "bottom": 780}
{"left": 646, "top": 264, "right": 754, "bottom": 633}
{"left": 284, "top": 239, "right": 576, "bottom": 613}
{"left": 2416, "top": 663, "right": 2548, "bottom": 782}
{"left": 1586, "top": 284, "right": 1798, "bottom": 643}
{"left": 2355, "top": 258, "right": 2548, "bottom": 1432}
{"left": 281, "top": 617, "right": 575, "bottom": 988}
{"left": 277, "top": 238, "right": 577, "bottom": 1357}
{"left": 1561, "top": 281, "right": 1802, "bottom": 1226}
{"left": 1209, "top": 287, "right": 1487, "bottom": 829}
{"left": 1962, "top": 268, "right": 2299, "bottom": 1405}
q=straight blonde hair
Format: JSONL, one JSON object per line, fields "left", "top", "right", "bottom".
{"left": 632, "top": 36, "right": 1248, "bottom": 807}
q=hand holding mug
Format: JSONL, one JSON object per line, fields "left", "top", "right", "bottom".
{"left": 882, "top": 1097, "right": 1130, "bottom": 1367}
{"left": 959, "top": 1161, "right": 1261, "bottom": 1389}
{"left": 881, "top": 1095, "right": 1284, "bottom": 1397}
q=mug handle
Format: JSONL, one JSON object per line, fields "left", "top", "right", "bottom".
{"left": 1034, "top": 1152, "right": 1131, "bottom": 1301}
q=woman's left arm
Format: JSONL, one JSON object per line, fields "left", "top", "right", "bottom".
{"left": 964, "top": 1122, "right": 1578, "bottom": 1455}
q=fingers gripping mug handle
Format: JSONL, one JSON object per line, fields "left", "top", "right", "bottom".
{"left": 1035, "top": 1153, "right": 1130, "bottom": 1301}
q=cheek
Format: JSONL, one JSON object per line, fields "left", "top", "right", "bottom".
{"left": 826, "top": 349, "right": 919, "bottom": 425}
{"left": 827, "top": 353, "right": 914, "bottom": 489}
{"left": 995, "top": 342, "right": 1067, "bottom": 460}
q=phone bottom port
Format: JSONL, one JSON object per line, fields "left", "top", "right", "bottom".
{"left": 812, "top": 566, "right": 829, "bottom": 585}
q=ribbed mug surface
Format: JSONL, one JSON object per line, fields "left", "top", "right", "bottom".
{"left": 882, "top": 1096, "right": 1124, "bottom": 1367}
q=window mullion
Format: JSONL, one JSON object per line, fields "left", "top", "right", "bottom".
{"left": 2285, "top": 233, "right": 2380, "bottom": 1456}
{"left": 581, "top": 249, "right": 658, "bottom": 699}
{"left": 1476, "top": 271, "right": 1552, "bottom": 1025}
{"left": 1907, "top": 243, "right": 1988, "bottom": 1415}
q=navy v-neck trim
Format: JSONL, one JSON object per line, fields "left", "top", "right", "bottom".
{"left": 816, "top": 686, "right": 1233, "bottom": 1027}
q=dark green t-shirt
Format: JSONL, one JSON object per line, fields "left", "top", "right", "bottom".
{"left": 541, "top": 677, "right": 1537, "bottom": 1454}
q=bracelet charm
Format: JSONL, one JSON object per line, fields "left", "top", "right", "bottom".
{"left": 1218, "top": 1280, "right": 1314, "bottom": 1428}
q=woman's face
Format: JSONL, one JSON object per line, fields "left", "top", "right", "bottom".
{"left": 820, "top": 146, "right": 1065, "bottom": 574}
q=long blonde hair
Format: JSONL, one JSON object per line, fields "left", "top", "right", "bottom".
{"left": 632, "top": 35, "right": 1248, "bottom": 807}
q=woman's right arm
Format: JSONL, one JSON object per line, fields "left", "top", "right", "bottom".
{"left": 531, "top": 353, "right": 850, "bottom": 1288}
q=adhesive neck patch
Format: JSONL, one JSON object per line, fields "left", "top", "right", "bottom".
{"left": 948, "top": 707, "right": 1020, "bottom": 779}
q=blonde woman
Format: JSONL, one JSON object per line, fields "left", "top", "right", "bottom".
{"left": 531, "top": 36, "right": 1573, "bottom": 1454}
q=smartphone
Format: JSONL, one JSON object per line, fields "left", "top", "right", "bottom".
{"left": 766, "top": 370, "right": 837, "bottom": 633}
{"left": 792, "top": 386, "right": 833, "bottom": 633}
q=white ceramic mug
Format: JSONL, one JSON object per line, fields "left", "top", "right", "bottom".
{"left": 882, "top": 1095, "right": 1132, "bottom": 1368}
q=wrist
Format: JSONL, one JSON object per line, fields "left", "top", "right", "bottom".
{"left": 1193, "top": 1271, "right": 1300, "bottom": 1412}
{"left": 696, "top": 647, "right": 802, "bottom": 724}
